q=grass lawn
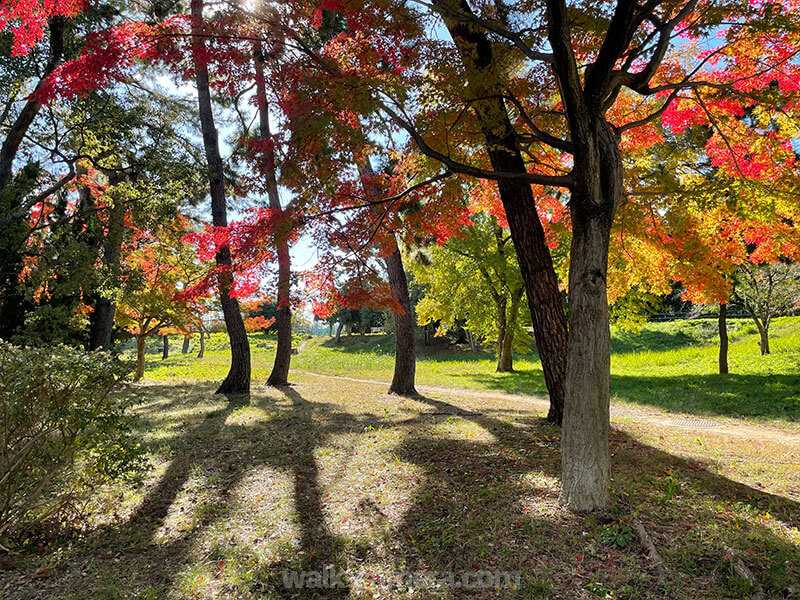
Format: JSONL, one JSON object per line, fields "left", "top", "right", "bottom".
{"left": 145, "top": 316, "right": 800, "bottom": 424}
{"left": 1, "top": 373, "right": 798, "bottom": 599}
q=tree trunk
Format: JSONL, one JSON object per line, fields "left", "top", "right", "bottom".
{"left": 385, "top": 246, "right": 417, "bottom": 396}
{"left": 718, "top": 303, "right": 729, "bottom": 374}
{"left": 354, "top": 155, "right": 417, "bottom": 396}
{"left": 135, "top": 334, "right": 146, "bottom": 381}
{"left": 496, "top": 332, "right": 514, "bottom": 372}
{"left": 182, "top": 335, "right": 191, "bottom": 354}
{"left": 498, "top": 287, "right": 523, "bottom": 373}
{"left": 191, "top": 0, "right": 250, "bottom": 395}
{"left": 465, "top": 330, "right": 478, "bottom": 353}
{"left": 335, "top": 321, "right": 344, "bottom": 343}
{"left": 437, "top": 4, "right": 567, "bottom": 423}
{"left": 267, "top": 236, "right": 293, "bottom": 386}
{"left": 89, "top": 181, "right": 126, "bottom": 351}
{"left": 561, "top": 211, "right": 613, "bottom": 512}
{"left": 162, "top": 335, "right": 169, "bottom": 360}
{"left": 197, "top": 327, "right": 206, "bottom": 358}
{"left": 559, "top": 118, "right": 621, "bottom": 513}
{"left": 757, "top": 321, "right": 770, "bottom": 355}
{"left": 255, "top": 43, "right": 293, "bottom": 387}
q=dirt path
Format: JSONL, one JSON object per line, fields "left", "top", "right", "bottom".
{"left": 294, "top": 369, "right": 800, "bottom": 446}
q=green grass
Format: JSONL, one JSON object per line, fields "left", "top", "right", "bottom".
{"left": 143, "top": 316, "right": 800, "bottom": 423}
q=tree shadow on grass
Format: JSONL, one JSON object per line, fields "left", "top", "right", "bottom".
{"left": 390, "top": 394, "right": 800, "bottom": 599}
{"left": 4, "top": 383, "right": 798, "bottom": 599}
{"left": 3, "top": 383, "right": 394, "bottom": 599}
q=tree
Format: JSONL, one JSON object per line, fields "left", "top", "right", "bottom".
{"left": 116, "top": 218, "right": 205, "bottom": 381}
{"left": 252, "top": 41, "right": 294, "bottom": 387}
{"left": 355, "top": 156, "right": 418, "bottom": 395}
{"left": 734, "top": 262, "right": 800, "bottom": 355}
{"left": 718, "top": 302, "right": 729, "bottom": 374}
{"left": 410, "top": 213, "right": 530, "bottom": 372}
{"left": 190, "top": 0, "right": 250, "bottom": 394}
{"left": 0, "top": 15, "right": 68, "bottom": 339}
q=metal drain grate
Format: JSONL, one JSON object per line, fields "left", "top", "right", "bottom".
{"left": 667, "top": 419, "right": 719, "bottom": 429}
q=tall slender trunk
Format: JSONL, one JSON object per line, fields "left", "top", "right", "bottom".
{"left": 197, "top": 327, "right": 206, "bottom": 358}
{"left": 0, "top": 18, "right": 66, "bottom": 340}
{"left": 335, "top": 321, "right": 344, "bottom": 343}
{"left": 436, "top": 4, "right": 567, "bottom": 422}
{"left": 255, "top": 42, "right": 293, "bottom": 387}
{"left": 135, "top": 334, "right": 146, "bottom": 381}
{"left": 191, "top": 0, "right": 250, "bottom": 394}
{"left": 161, "top": 335, "right": 169, "bottom": 360}
{"left": 182, "top": 335, "right": 191, "bottom": 354}
{"left": 355, "top": 157, "right": 417, "bottom": 396}
{"left": 718, "top": 303, "right": 729, "bottom": 374}
{"left": 89, "top": 178, "right": 127, "bottom": 351}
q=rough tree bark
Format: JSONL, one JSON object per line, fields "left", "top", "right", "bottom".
{"left": 254, "top": 42, "right": 293, "bottom": 387}
{"left": 718, "top": 303, "right": 729, "bottom": 374}
{"left": 161, "top": 335, "right": 169, "bottom": 360}
{"left": 0, "top": 18, "right": 66, "bottom": 340}
{"left": 191, "top": 0, "right": 250, "bottom": 394}
{"left": 547, "top": 0, "right": 627, "bottom": 508}
{"left": 182, "top": 335, "right": 191, "bottom": 354}
{"left": 558, "top": 123, "right": 619, "bottom": 513}
{"left": 436, "top": 1, "right": 568, "bottom": 423}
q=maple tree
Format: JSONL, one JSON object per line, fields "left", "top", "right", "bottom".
{"left": 409, "top": 212, "right": 531, "bottom": 372}
{"left": 115, "top": 216, "right": 206, "bottom": 381}
{"left": 608, "top": 119, "right": 800, "bottom": 371}
{"left": 251, "top": 41, "right": 295, "bottom": 386}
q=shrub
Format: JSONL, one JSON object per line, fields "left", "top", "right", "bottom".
{"left": 0, "top": 342, "right": 143, "bottom": 547}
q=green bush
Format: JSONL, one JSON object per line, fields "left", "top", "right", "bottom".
{"left": 0, "top": 343, "right": 143, "bottom": 547}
